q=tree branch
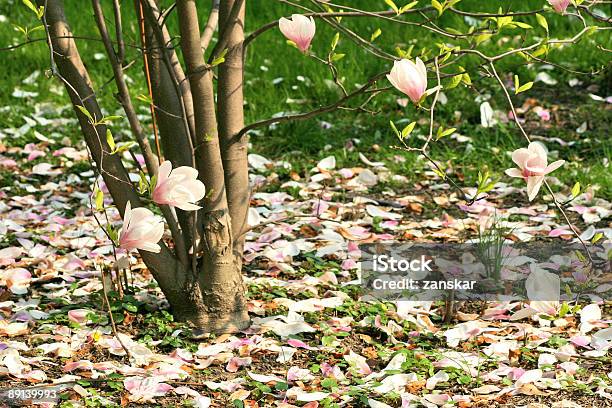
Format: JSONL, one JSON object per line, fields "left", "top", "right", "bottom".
{"left": 208, "top": 0, "right": 245, "bottom": 63}
{"left": 200, "top": 0, "right": 220, "bottom": 52}
{"left": 237, "top": 71, "right": 387, "bottom": 139}
{"left": 176, "top": 0, "right": 228, "bottom": 214}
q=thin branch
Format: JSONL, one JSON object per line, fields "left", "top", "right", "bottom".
{"left": 207, "top": 0, "right": 244, "bottom": 63}
{"left": 93, "top": 0, "right": 189, "bottom": 266}
{"left": 112, "top": 0, "right": 125, "bottom": 63}
{"left": 237, "top": 72, "right": 387, "bottom": 139}
{"left": 201, "top": 0, "right": 220, "bottom": 52}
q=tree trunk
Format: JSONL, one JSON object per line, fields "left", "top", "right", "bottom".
{"left": 176, "top": 0, "right": 249, "bottom": 333}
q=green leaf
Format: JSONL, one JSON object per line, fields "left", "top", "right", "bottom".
{"left": 571, "top": 182, "right": 581, "bottom": 198}
{"left": 447, "top": 74, "right": 463, "bottom": 89}
{"left": 516, "top": 81, "right": 534, "bottom": 94}
{"left": 211, "top": 48, "right": 228, "bottom": 67}
{"left": 106, "top": 129, "right": 116, "bottom": 151}
{"left": 113, "top": 142, "right": 137, "bottom": 155}
{"left": 513, "top": 21, "right": 533, "bottom": 29}
{"left": 385, "top": 0, "right": 399, "bottom": 14}
{"left": 436, "top": 127, "right": 456, "bottom": 140}
{"left": 274, "top": 382, "right": 288, "bottom": 391}
{"left": 432, "top": 166, "right": 446, "bottom": 179}
{"left": 331, "top": 32, "right": 340, "bottom": 50}
{"left": 592, "top": 232, "right": 603, "bottom": 244}
{"left": 475, "top": 33, "right": 492, "bottom": 45}
{"left": 536, "top": 13, "right": 548, "bottom": 32}
{"left": 321, "top": 378, "right": 338, "bottom": 389}
{"left": 399, "top": 1, "right": 419, "bottom": 13}
{"left": 150, "top": 175, "right": 158, "bottom": 193}
{"left": 94, "top": 187, "right": 104, "bottom": 211}
{"left": 137, "top": 94, "right": 153, "bottom": 104}
{"left": 122, "top": 303, "right": 138, "bottom": 313}
{"left": 330, "top": 53, "right": 345, "bottom": 62}
{"left": 389, "top": 121, "right": 400, "bottom": 139}
{"left": 22, "top": 0, "right": 38, "bottom": 14}
{"left": 401, "top": 121, "right": 416, "bottom": 138}
{"left": 96, "top": 115, "right": 123, "bottom": 126}
{"left": 76, "top": 105, "right": 94, "bottom": 123}
{"left": 22, "top": 0, "right": 44, "bottom": 18}
{"left": 138, "top": 171, "right": 148, "bottom": 194}
{"left": 371, "top": 28, "right": 382, "bottom": 42}
{"left": 431, "top": 0, "right": 443, "bottom": 15}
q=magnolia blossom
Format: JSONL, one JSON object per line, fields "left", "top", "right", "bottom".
{"left": 152, "top": 161, "right": 206, "bottom": 211}
{"left": 548, "top": 0, "right": 571, "bottom": 13}
{"left": 505, "top": 142, "right": 564, "bottom": 201}
{"left": 278, "top": 14, "right": 316, "bottom": 53}
{"left": 118, "top": 202, "right": 164, "bottom": 253}
{"left": 387, "top": 58, "right": 428, "bottom": 104}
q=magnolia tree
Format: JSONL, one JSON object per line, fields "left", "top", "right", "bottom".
{"left": 27, "top": 0, "right": 610, "bottom": 333}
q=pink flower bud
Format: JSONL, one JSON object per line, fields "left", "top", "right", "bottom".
{"left": 278, "top": 14, "right": 316, "bottom": 53}
{"left": 548, "top": 0, "right": 571, "bottom": 13}
{"left": 387, "top": 58, "right": 428, "bottom": 104}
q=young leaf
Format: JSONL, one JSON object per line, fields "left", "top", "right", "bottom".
{"left": 513, "top": 22, "right": 532, "bottom": 29}
{"left": 385, "top": 0, "right": 400, "bottom": 14}
{"left": 516, "top": 81, "right": 534, "bottom": 94}
{"left": 401, "top": 121, "right": 416, "bottom": 138}
{"left": 436, "top": 127, "right": 456, "bottom": 140}
{"left": 514, "top": 74, "right": 520, "bottom": 91}
{"left": 475, "top": 33, "right": 492, "bottom": 45}
{"left": 431, "top": 0, "right": 443, "bottom": 15}
{"left": 106, "top": 129, "right": 116, "bottom": 151}
{"left": 113, "top": 142, "right": 137, "bottom": 155}
{"left": 536, "top": 14, "right": 548, "bottom": 32}
{"left": 592, "top": 232, "right": 603, "bottom": 244}
{"left": 390, "top": 121, "right": 401, "bottom": 140}
{"left": 371, "top": 28, "right": 382, "bottom": 42}
{"left": 97, "top": 115, "right": 123, "bottom": 125}
{"left": 211, "top": 48, "right": 228, "bottom": 67}
{"left": 330, "top": 53, "right": 345, "bottom": 62}
{"left": 399, "top": 1, "right": 419, "bottom": 13}
{"left": 137, "top": 94, "right": 153, "bottom": 104}
{"left": 76, "top": 105, "right": 94, "bottom": 123}
{"left": 138, "top": 171, "right": 148, "bottom": 194}
{"left": 94, "top": 187, "right": 104, "bottom": 211}
{"left": 571, "top": 182, "right": 581, "bottom": 198}
{"left": 22, "top": 0, "right": 44, "bottom": 18}
{"left": 447, "top": 74, "right": 463, "bottom": 89}
{"left": 432, "top": 166, "right": 446, "bottom": 179}
{"left": 331, "top": 32, "right": 340, "bottom": 50}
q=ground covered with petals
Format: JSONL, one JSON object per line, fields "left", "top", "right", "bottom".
{"left": 0, "top": 89, "right": 611, "bottom": 407}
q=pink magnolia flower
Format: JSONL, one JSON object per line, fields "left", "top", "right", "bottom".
{"left": 387, "top": 58, "right": 428, "bottom": 104}
{"left": 278, "top": 14, "right": 316, "bottom": 53}
{"left": 152, "top": 161, "right": 206, "bottom": 211}
{"left": 548, "top": 0, "right": 571, "bottom": 13}
{"left": 505, "top": 142, "right": 565, "bottom": 201}
{"left": 118, "top": 202, "right": 164, "bottom": 253}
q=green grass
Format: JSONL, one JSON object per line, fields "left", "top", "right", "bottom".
{"left": 1, "top": 0, "right": 610, "bottom": 197}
